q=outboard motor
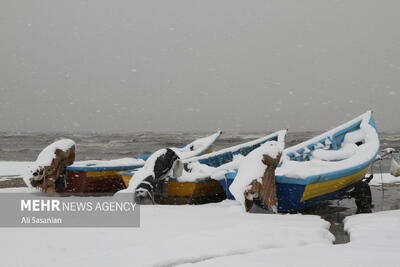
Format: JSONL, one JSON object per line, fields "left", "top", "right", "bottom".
{"left": 135, "top": 148, "right": 180, "bottom": 203}
{"left": 28, "top": 139, "right": 76, "bottom": 192}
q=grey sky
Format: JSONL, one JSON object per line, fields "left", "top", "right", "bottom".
{"left": 1, "top": 0, "right": 399, "bottom": 133}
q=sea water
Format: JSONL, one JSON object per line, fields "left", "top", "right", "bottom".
{"left": 0, "top": 131, "right": 399, "bottom": 173}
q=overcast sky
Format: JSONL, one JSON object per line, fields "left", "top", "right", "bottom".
{"left": 0, "top": 1, "right": 399, "bottom": 133}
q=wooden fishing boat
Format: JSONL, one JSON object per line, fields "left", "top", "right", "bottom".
{"left": 221, "top": 111, "right": 380, "bottom": 212}
{"left": 120, "top": 130, "right": 287, "bottom": 204}
{"left": 59, "top": 131, "right": 222, "bottom": 194}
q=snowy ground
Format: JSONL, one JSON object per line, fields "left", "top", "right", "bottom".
{"left": 184, "top": 210, "right": 400, "bottom": 267}
{"left": 0, "top": 202, "right": 334, "bottom": 267}
{"left": 369, "top": 172, "right": 400, "bottom": 185}
{"left": 0, "top": 161, "right": 32, "bottom": 178}
{"left": 0, "top": 161, "right": 399, "bottom": 267}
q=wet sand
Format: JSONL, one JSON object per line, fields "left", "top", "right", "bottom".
{"left": 0, "top": 176, "right": 26, "bottom": 188}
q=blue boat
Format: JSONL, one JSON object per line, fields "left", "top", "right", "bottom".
{"left": 221, "top": 111, "right": 380, "bottom": 212}
{"left": 123, "top": 130, "right": 287, "bottom": 182}
{"left": 120, "top": 130, "right": 287, "bottom": 204}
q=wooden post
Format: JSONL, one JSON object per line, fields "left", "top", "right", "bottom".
{"left": 31, "top": 144, "right": 76, "bottom": 193}
{"left": 244, "top": 153, "right": 281, "bottom": 213}
{"left": 260, "top": 153, "right": 281, "bottom": 210}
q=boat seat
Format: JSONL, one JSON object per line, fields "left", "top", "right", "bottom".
{"left": 311, "top": 129, "right": 365, "bottom": 162}
{"left": 312, "top": 143, "right": 358, "bottom": 161}
{"left": 290, "top": 129, "right": 366, "bottom": 163}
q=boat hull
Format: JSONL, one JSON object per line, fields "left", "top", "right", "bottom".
{"left": 159, "top": 131, "right": 286, "bottom": 204}
{"left": 59, "top": 132, "right": 222, "bottom": 194}
{"left": 119, "top": 174, "right": 226, "bottom": 204}
{"left": 114, "top": 131, "right": 286, "bottom": 202}
{"left": 60, "top": 170, "right": 126, "bottom": 194}
{"left": 157, "top": 179, "right": 226, "bottom": 205}
{"left": 276, "top": 166, "right": 369, "bottom": 212}
{"left": 220, "top": 165, "right": 370, "bottom": 212}
{"left": 221, "top": 111, "right": 379, "bottom": 212}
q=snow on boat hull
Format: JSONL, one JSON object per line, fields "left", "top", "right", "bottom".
{"left": 59, "top": 132, "right": 221, "bottom": 194}
{"left": 275, "top": 111, "right": 379, "bottom": 212}
{"left": 118, "top": 131, "right": 286, "bottom": 204}
{"left": 223, "top": 111, "right": 379, "bottom": 212}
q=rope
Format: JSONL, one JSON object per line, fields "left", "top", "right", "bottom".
{"left": 379, "top": 160, "right": 384, "bottom": 210}
{"left": 42, "top": 171, "right": 47, "bottom": 192}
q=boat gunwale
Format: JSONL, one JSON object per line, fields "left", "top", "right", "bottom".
{"left": 283, "top": 111, "right": 373, "bottom": 156}
{"left": 183, "top": 130, "right": 287, "bottom": 165}
{"left": 119, "top": 130, "right": 287, "bottom": 180}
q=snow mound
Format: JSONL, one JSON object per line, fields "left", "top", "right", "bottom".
{"left": 312, "top": 143, "right": 358, "bottom": 161}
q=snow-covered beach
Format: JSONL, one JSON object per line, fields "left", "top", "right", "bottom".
{"left": 0, "top": 161, "right": 399, "bottom": 266}
{"left": 2, "top": 0, "right": 400, "bottom": 264}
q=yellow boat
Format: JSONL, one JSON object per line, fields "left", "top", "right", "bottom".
{"left": 120, "top": 130, "right": 287, "bottom": 204}
{"left": 60, "top": 131, "right": 222, "bottom": 194}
